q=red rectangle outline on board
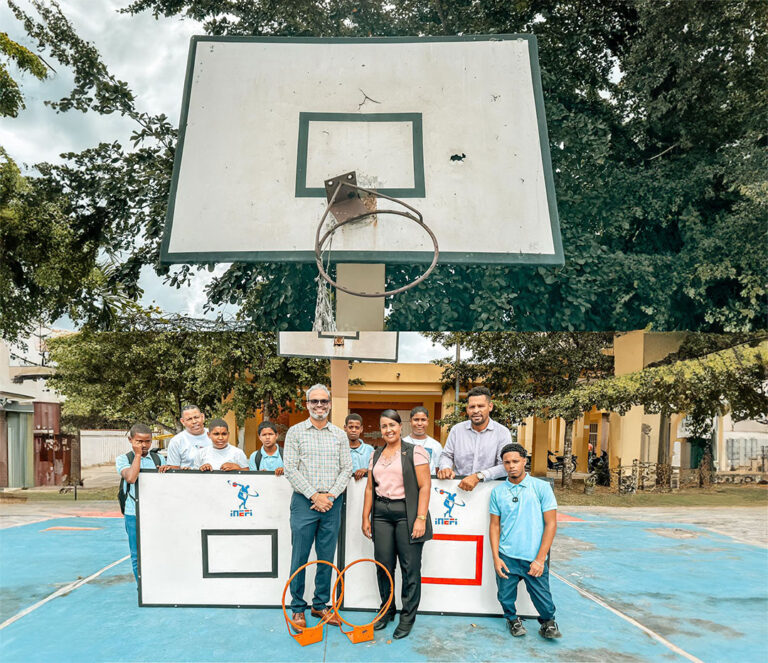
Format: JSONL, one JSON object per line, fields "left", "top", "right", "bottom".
{"left": 421, "top": 534, "right": 483, "bottom": 586}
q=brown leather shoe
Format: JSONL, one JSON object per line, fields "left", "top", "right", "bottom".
{"left": 311, "top": 607, "right": 341, "bottom": 626}
{"left": 291, "top": 612, "right": 306, "bottom": 631}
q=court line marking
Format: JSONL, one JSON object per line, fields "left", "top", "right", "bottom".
{"left": 0, "top": 555, "right": 129, "bottom": 630}
{"left": 551, "top": 571, "right": 704, "bottom": 663}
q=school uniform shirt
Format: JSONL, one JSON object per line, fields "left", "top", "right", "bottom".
{"left": 402, "top": 435, "right": 442, "bottom": 473}
{"left": 167, "top": 429, "right": 211, "bottom": 467}
{"left": 249, "top": 448, "right": 284, "bottom": 472}
{"left": 348, "top": 441, "right": 375, "bottom": 472}
{"left": 489, "top": 474, "right": 557, "bottom": 562}
{"left": 115, "top": 452, "right": 167, "bottom": 516}
{"left": 195, "top": 444, "right": 248, "bottom": 470}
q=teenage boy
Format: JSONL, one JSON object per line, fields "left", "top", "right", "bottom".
{"left": 196, "top": 418, "right": 249, "bottom": 471}
{"left": 249, "top": 421, "right": 284, "bottom": 475}
{"left": 402, "top": 406, "right": 442, "bottom": 474}
{"left": 116, "top": 424, "right": 169, "bottom": 582}
{"left": 345, "top": 413, "right": 374, "bottom": 481}
{"left": 489, "top": 443, "right": 561, "bottom": 640}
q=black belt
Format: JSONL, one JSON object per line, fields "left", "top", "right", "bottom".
{"left": 375, "top": 495, "right": 405, "bottom": 503}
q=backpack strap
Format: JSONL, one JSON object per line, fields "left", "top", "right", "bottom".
{"left": 254, "top": 450, "right": 263, "bottom": 470}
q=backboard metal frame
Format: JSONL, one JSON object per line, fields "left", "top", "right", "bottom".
{"left": 276, "top": 332, "right": 399, "bottom": 363}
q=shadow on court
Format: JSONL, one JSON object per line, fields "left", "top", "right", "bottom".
{"left": 1, "top": 511, "right": 766, "bottom": 662}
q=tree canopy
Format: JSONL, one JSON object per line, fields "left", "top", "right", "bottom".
{"left": 4, "top": 0, "right": 767, "bottom": 333}
{"left": 46, "top": 331, "right": 329, "bottom": 431}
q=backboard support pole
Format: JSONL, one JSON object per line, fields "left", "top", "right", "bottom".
{"left": 330, "top": 263, "right": 385, "bottom": 427}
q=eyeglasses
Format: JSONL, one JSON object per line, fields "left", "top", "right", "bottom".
{"left": 308, "top": 399, "right": 330, "bottom": 406}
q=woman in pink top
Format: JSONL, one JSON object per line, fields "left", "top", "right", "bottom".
{"left": 362, "top": 409, "right": 432, "bottom": 639}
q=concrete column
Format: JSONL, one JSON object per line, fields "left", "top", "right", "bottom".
{"left": 335, "top": 264, "right": 386, "bottom": 331}
{"left": 576, "top": 417, "right": 589, "bottom": 473}
{"left": 330, "top": 360, "right": 349, "bottom": 428}
{"left": 531, "top": 416, "right": 549, "bottom": 477}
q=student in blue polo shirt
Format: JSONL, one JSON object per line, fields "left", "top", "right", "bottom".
{"left": 116, "top": 424, "right": 169, "bottom": 583}
{"left": 249, "top": 421, "right": 284, "bottom": 474}
{"left": 345, "top": 413, "right": 374, "bottom": 481}
{"left": 489, "top": 443, "right": 562, "bottom": 639}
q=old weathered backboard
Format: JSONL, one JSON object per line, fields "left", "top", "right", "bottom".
{"left": 277, "top": 332, "right": 398, "bottom": 362}
{"left": 161, "top": 36, "right": 562, "bottom": 265}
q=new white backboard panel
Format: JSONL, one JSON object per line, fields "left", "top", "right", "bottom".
{"left": 161, "top": 36, "right": 563, "bottom": 265}
{"left": 138, "top": 472, "right": 539, "bottom": 617}
{"left": 276, "top": 332, "right": 398, "bottom": 362}
{"left": 342, "top": 478, "right": 538, "bottom": 617}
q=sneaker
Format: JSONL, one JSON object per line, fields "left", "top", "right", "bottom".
{"left": 539, "top": 619, "right": 562, "bottom": 639}
{"left": 507, "top": 617, "right": 527, "bottom": 637}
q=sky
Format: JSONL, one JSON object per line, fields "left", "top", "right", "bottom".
{"left": 1, "top": 2, "right": 449, "bottom": 360}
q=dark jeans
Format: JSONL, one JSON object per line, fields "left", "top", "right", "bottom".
{"left": 288, "top": 492, "right": 343, "bottom": 613}
{"left": 495, "top": 552, "right": 556, "bottom": 623}
{"left": 373, "top": 498, "right": 424, "bottom": 624}
{"left": 124, "top": 514, "right": 139, "bottom": 583}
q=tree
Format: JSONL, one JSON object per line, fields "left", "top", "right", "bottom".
{"left": 0, "top": 30, "right": 48, "bottom": 117}
{"left": 0, "top": 149, "right": 136, "bottom": 342}
{"left": 427, "top": 331, "right": 615, "bottom": 487}
{"left": 46, "top": 331, "right": 329, "bottom": 431}
{"left": 6, "top": 0, "right": 767, "bottom": 331}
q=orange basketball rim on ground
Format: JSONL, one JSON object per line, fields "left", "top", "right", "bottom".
{"left": 281, "top": 560, "right": 345, "bottom": 647}
{"left": 331, "top": 558, "right": 394, "bottom": 644}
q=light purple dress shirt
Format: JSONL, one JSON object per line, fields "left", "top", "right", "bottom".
{"left": 438, "top": 418, "right": 512, "bottom": 480}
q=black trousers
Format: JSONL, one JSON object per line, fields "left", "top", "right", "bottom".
{"left": 373, "top": 498, "right": 424, "bottom": 624}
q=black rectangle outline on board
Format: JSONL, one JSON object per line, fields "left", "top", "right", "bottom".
{"left": 201, "top": 529, "right": 279, "bottom": 578}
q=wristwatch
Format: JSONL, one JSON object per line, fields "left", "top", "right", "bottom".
{"left": 416, "top": 514, "right": 427, "bottom": 521}
{"left": 476, "top": 472, "right": 485, "bottom": 481}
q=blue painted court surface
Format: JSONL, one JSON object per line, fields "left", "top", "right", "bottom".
{"left": 1, "top": 513, "right": 766, "bottom": 662}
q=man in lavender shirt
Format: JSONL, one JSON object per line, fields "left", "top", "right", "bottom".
{"left": 437, "top": 386, "right": 512, "bottom": 492}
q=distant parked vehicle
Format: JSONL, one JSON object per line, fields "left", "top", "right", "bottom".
{"left": 547, "top": 450, "right": 577, "bottom": 473}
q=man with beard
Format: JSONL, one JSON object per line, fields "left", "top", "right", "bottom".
{"left": 283, "top": 384, "right": 353, "bottom": 629}
{"left": 437, "top": 386, "right": 511, "bottom": 491}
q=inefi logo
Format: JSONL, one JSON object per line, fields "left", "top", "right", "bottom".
{"left": 433, "top": 487, "right": 466, "bottom": 526}
{"left": 228, "top": 480, "right": 259, "bottom": 517}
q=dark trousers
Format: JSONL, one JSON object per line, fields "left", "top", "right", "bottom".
{"left": 373, "top": 498, "right": 424, "bottom": 624}
{"left": 124, "top": 514, "right": 138, "bottom": 583}
{"left": 495, "top": 552, "right": 556, "bottom": 623}
{"left": 288, "top": 492, "right": 343, "bottom": 613}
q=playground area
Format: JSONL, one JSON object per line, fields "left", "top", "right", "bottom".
{"left": 1, "top": 499, "right": 765, "bottom": 663}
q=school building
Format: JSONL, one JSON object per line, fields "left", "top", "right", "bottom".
{"left": 230, "top": 331, "right": 751, "bottom": 476}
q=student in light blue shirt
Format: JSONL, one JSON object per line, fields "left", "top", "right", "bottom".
{"left": 345, "top": 413, "right": 374, "bottom": 481}
{"left": 489, "top": 443, "right": 562, "bottom": 640}
{"left": 116, "top": 424, "right": 168, "bottom": 583}
{"left": 249, "top": 421, "right": 284, "bottom": 474}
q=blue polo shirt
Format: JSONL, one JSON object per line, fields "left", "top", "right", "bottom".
{"left": 248, "top": 448, "right": 284, "bottom": 472}
{"left": 349, "top": 442, "right": 374, "bottom": 472}
{"left": 116, "top": 452, "right": 166, "bottom": 517}
{"left": 489, "top": 474, "right": 557, "bottom": 562}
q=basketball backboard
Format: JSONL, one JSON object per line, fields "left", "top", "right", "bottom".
{"left": 277, "top": 332, "right": 398, "bottom": 362}
{"left": 161, "top": 36, "right": 562, "bottom": 266}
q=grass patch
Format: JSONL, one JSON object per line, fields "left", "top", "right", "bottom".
{"left": 554, "top": 483, "right": 768, "bottom": 507}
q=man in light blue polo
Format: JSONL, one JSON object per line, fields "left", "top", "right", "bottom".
{"left": 489, "top": 443, "right": 561, "bottom": 639}
{"left": 437, "top": 386, "right": 511, "bottom": 491}
{"left": 345, "top": 413, "right": 374, "bottom": 481}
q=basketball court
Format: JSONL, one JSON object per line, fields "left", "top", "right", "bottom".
{"left": 1, "top": 503, "right": 765, "bottom": 662}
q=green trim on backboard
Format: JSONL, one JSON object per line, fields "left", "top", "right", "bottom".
{"left": 160, "top": 34, "right": 564, "bottom": 267}
{"left": 295, "top": 112, "right": 425, "bottom": 197}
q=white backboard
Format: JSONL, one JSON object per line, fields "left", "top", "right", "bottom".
{"left": 161, "top": 36, "right": 563, "bottom": 266}
{"left": 277, "top": 332, "right": 398, "bottom": 362}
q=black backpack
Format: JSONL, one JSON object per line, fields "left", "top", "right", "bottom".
{"left": 118, "top": 450, "right": 162, "bottom": 514}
